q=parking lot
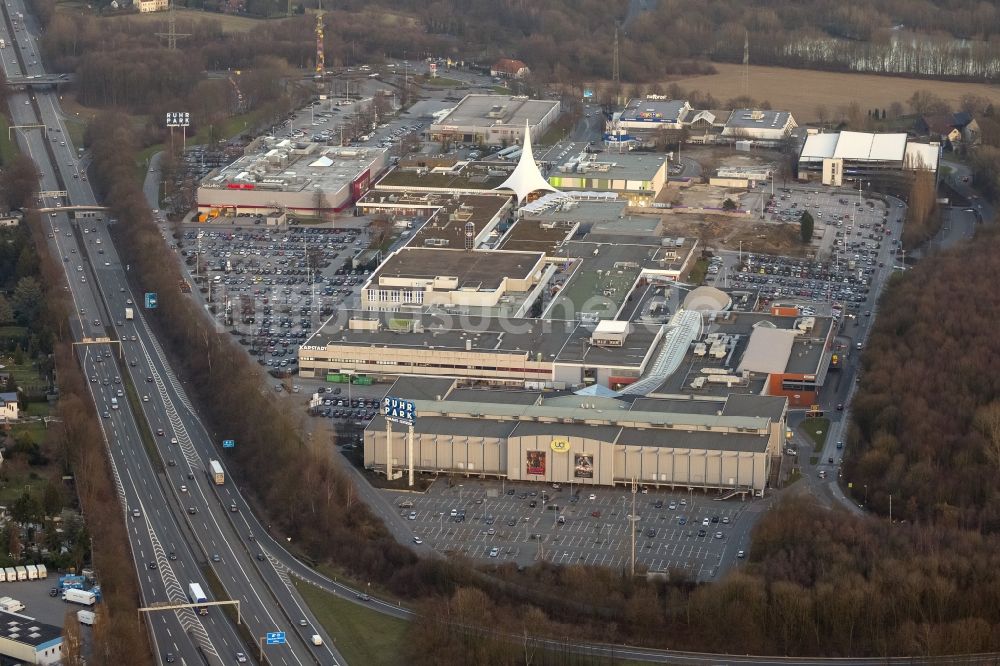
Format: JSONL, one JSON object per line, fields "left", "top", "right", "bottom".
{"left": 386, "top": 480, "right": 757, "bottom": 580}
{"left": 720, "top": 187, "right": 903, "bottom": 315}
{"left": 176, "top": 224, "right": 373, "bottom": 373}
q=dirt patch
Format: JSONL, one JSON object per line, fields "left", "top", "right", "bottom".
{"left": 670, "top": 63, "right": 1000, "bottom": 123}
{"left": 660, "top": 213, "right": 809, "bottom": 257}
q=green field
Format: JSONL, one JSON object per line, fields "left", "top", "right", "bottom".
{"left": 687, "top": 257, "right": 708, "bottom": 285}
{"left": 293, "top": 579, "right": 408, "bottom": 666}
{"left": 801, "top": 417, "right": 830, "bottom": 448}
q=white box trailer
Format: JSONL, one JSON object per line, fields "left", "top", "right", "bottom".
{"left": 62, "top": 588, "right": 97, "bottom": 606}
{"left": 14, "top": 566, "right": 27, "bottom": 581}
{"left": 3, "top": 568, "right": 14, "bottom": 582}
{"left": 25, "top": 565, "right": 38, "bottom": 580}
{"left": 77, "top": 609, "right": 96, "bottom": 626}
{"left": 0, "top": 597, "right": 24, "bottom": 612}
{"left": 0, "top": 569, "right": 6, "bottom": 583}
{"left": 35, "top": 564, "right": 47, "bottom": 579}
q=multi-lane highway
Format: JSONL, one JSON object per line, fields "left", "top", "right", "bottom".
{"left": 0, "top": 3, "right": 345, "bottom": 665}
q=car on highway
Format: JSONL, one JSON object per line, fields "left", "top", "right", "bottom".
{"left": 211, "top": 554, "right": 221, "bottom": 562}
{"left": 132, "top": 508, "right": 141, "bottom": 517}
{"left": 187, "top": 506, "right": 197, "bottom": 514}
{"left": 236, "top": 654, "right": 247, "bottom": 664}
{"left": 715, "top": 531, "right": 724, "bottom": 539}
{"left": 256, "top": 552, "right": 265, "bottom": 561}
{"left": 142, "top": 395, "right": 149, "bottom": 402}
{"left": 156, "top": 429, "right": 164, "bottom": 436}
{"left": 737, "top": 550, "right": 746, "bottom": 559}
{"left": 148, "top": 561, "right": 156, "bottom": 569}
{"left": 165, "top": 654, "right": 175, "bottom": 663}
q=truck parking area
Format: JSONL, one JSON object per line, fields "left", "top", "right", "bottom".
{"left": 389, "top": 480, "right": 758, "bottom": 580}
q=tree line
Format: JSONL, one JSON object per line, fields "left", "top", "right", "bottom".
{"left": 16, "top": 207, "right": 153, "bottom": 662}
{"left": 845, "top": 225, "right": 1000, "bottom": 528}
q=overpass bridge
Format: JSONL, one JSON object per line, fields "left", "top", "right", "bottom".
{"left": 6, "top": 73, "right": 74, "bottom": 88}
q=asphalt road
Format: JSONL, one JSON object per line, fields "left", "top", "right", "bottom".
{"left": 1, "top": 4, "right": 345, "bottom": 665}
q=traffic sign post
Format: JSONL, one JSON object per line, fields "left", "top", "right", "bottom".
{"left": 144, "top": 292, "right": 158, "bottom": 309}
{"left": 260, "top": 631, "right": 286, "bottom": 661}
{"left": 222, "top": 439, "right": 235, "bottom": 449}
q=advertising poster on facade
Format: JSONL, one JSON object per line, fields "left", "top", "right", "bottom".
{"left": 574, "top": 453, "right": 594, "bottom": 478}
{"left": 526, "top": 450, "right": 546, "bottom": 476}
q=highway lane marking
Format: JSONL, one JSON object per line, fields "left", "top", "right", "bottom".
{"left": 128, "top": 480, "right": 218, "bottom": 658}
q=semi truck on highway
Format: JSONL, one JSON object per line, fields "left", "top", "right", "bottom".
{"left": 125, "top": 307, "right": 134, "bottom": 320}
{"left": 209, "top": 459, "right": 224, "bottom": 485}
{"left": 63, "top": 588, "right": 97, "bottom": 606}
{"left": 188, "top": 582, "right": 208, "bottom": 615}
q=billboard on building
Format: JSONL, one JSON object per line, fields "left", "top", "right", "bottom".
{"left": 526, "top": 450, "right": 546, "bottom": 476}
{"left": 574, "top": 453, "right": 593, "bottom": 478}
{"left": 351, "top": 169, "right": 372, "bottom": 201}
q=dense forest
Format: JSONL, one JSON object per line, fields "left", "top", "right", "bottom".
{"left": 846, "top": 229, "right": 1000, "bottom": 529}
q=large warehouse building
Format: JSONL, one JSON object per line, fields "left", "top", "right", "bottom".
{"left": 797, "top": 130, "right": 940, "bottom": 186}
{"left": 196, "top": 138, "right": 387, "bottom": 215}
{"left": 429, "top": 94, "right": 561, "bottom": 146}
{"left": 364, "top": 378, "right": 787, "bottom": 494}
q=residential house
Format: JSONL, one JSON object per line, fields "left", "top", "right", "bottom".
{"left": 915, "top": 112, "right": 981, "bottom": 147}
{"left": 0, "top": 393, "right": 18, "bottom": 421}
{"left": 952, "top": 111, "right": 981, "bottom": 145}
{"left": 490, "top": 59, "right": 530, "bottom": 80}
{"left": 136, "top": 0, "right": 168, "bottom": 12}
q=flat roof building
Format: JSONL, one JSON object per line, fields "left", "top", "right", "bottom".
{"left": 797, "top": 130, "right": 940, "bottom": 186}
{"left": 429, "top": 94, "right": 561, "bottom": 146}
{"left": 546, "top": 146, "right": 669, "bottom": 206}
{"left": 360, "top": 247, "right": 547, "bottom": 311}
{"left": 364, "top": 380, "right": 786, "bottom": 494}
{"left": 721, "top": 109, "right": 797, "bottom": 144}
{"left": 298, "top": 310, "right": 668, "bottom": 388}
{"left": 617, "top": 97, "right": 692, "bottom": 131}
{"left": 196, "top": 138, "right": 387, "bottom": 215}
{"left": 0, "top": 611, "right": 63, "bottom": 665}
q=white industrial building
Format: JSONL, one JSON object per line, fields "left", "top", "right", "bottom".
{"left": 797, "top": 130, "right": 940, "bottom": 186}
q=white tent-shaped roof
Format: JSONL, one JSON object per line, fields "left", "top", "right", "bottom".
{"left": 495, "top": 121, "right": 558, "bottom": 204}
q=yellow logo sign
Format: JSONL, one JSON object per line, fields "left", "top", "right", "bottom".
{"left": 550, "top": 439, "right": 570, "bottom": 453}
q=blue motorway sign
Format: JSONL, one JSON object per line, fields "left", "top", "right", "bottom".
{"left": 144, "top": 292, "right": 158, "bottom": 309}
{"left": 266, "top": 631, "right": 286, "bottom": 645}
{"left": 222, "top": 439, "right": 235, "bottom": 449}
{"left": 382, "top": 396, "right": 416, "bottom": 425}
